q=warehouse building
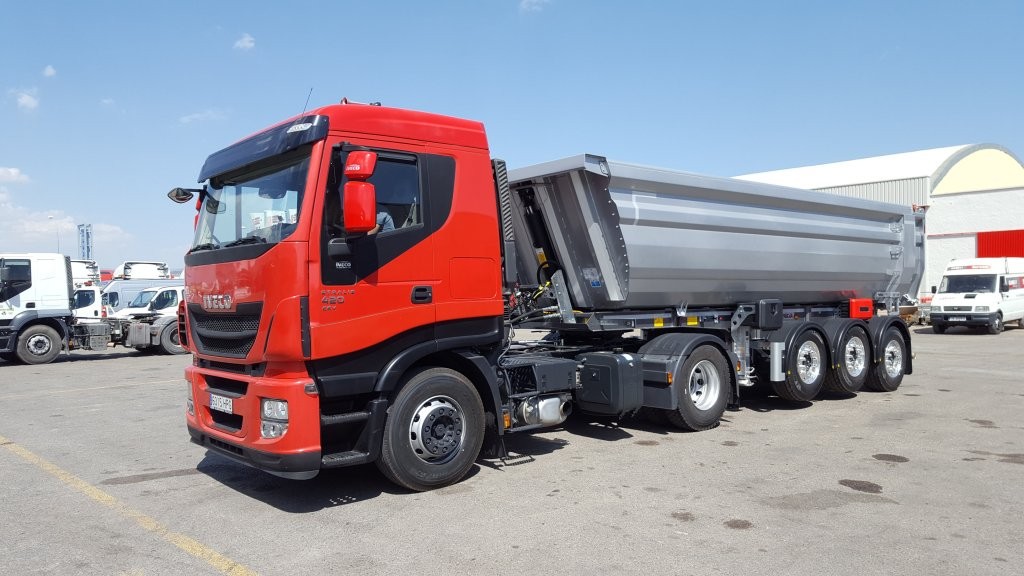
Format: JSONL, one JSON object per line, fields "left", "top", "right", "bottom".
{"left": 737, "top": 144, "right": 1024, "bottom": 298}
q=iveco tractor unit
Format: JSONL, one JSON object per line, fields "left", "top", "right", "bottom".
{"left": 171, "top": 101, "right": 923, "bottom": 491}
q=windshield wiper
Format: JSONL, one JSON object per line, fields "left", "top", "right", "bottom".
{"left": 188, "top": 242, "right": 220, "bottom": 254}
{"left": 222, "top": 236, "right": 267, "bottom": 248}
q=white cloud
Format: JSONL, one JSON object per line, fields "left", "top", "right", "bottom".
{"left": 9, "top": 88, "right": 39, "bottom": 111}
{"left": 233, "top": 33, "right": 255, "bottom": 51}
{"left": 101, "top": 98, "right": 115, "bottom": 106}
{"left": 519, "top": 0, "right": 551, "bottom": 12}
{"left": 178, "top": 109, "right": 226, "bottom": 124}
{"left": 42, "top": 65, "right": 56, "bottom": 78}
{"left": 0, "top": 167, "right": 30, "bottom": 183}
{"left": 0, "top": 188, "right": 132, "bottom": 259}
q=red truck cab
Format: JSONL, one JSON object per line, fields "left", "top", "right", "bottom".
{"left": 179, "top": 102, "right": 505, "bottom": 487}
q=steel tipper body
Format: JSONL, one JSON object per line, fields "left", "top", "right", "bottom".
{"left": 506, "top": 154, "right": 923, "bottom": 312}
{"left": 175, "top": 101, "right": 923, "bottom": 491}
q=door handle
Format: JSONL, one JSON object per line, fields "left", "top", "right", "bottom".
{"left": 411, "top": 286, "right": 432, "bottom": 304}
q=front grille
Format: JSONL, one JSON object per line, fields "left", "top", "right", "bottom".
{"left": 944, "top": 306, "right": 972, "bottom": 312}
{"left": 188, "top": 302, "right": 262, "bottom": 358}
{"left": 206, "top": 375, "right": 248, "bottom": 397}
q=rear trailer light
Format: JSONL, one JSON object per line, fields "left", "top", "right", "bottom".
{"left": 260, "top": 399, "right": 289, "bottom": 439}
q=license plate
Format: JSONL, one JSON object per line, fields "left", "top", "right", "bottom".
{"left": 209, "top": 394, "right": 233, "bottom": 414}
{"left": 949, "top": 316, "right": 966, "bottom": 322}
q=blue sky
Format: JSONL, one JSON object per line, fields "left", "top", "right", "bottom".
{"left": 2, "top": 0, "right": 1022, "bottom": 269}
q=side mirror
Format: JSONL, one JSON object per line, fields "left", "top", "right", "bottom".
{"left": 1000, "top": 279, "right": 1009, "bottom": 293}
{"left": 344, "top": 151, "right": 378, "bottom": 180}
{"left": 168, "top": 187, "right": 203, "bottom": 204}
{"left": 930, "top": 286, "right": 937, "bottom": 294}
{"left": 343, "top": 181, "right": 376, "bottom": 233}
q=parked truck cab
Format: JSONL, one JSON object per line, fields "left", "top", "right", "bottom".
{"left": 1, "top": 253, "right": 73, "bottom": 364}
{"left": 930, "top": 257, "right": 1024, "bottom": 334}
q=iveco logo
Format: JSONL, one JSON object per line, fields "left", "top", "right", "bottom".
{"left": 202, "top": 294, "right": 233, "bottom": 311}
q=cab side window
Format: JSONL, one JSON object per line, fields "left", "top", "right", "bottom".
{"left": 0, "top": 258, "right": 32, "bottom": 302}
{"left": 370, "top": 156, "right": 421, "bottom": 232}
{"left": 322, "top": 149, "right": 422, "bottom": 239}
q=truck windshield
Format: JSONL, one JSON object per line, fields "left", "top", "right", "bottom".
{"left": 192, "top": 149, "right": 311, "bottom": 251}
{"left": 938, "top": 274, "right": 997, "bottom": 293}
{"left": 128, "top": 290, "right": 158, "bottom": 308}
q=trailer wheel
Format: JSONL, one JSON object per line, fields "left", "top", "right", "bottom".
{"left": 159, "top": 325, "right": 187, "bottom": 355}
{"left": 865, "top": 327, "right": 907, "bottom": 392}
{"left": 773, "top": 330, "right": 826, "bottom": 402}
{"left": 16, "top": 325, "right": 61, "bottom": 365}
{"left": 664, "top": 345, "right": 729, "bottom": 431}
{"left": 377, "top": 367, "right": 485, "bottom": 492}
{"left": 824, "top": 326, "right": 869, "bottom": 394}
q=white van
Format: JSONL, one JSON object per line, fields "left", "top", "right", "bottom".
{"left": 110, "top": 285, "right": 184, "bottom": 319}
{"left": 930, "top": 257, "right": 1024, "bottom": 334}
{"left": 102, "top": 279, "right": 183, "bottom": 316}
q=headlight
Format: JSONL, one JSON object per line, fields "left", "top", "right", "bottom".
{"left": 974, "top": 306, "right": 989, "bottom": 312}
{"left": 261, "top": 399, "right": 289, "bottom": 420}
{"left": 260, "top": 398, "right": 289, "bottom": 439}
{"left": 186, "top": 381, "right": 194, "bottom": 416}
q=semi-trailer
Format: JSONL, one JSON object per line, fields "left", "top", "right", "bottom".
{"left": 170, "top": 102, "right": 924, "bottom": 491}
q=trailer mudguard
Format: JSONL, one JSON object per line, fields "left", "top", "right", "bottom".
{"left": 817, "top": 318, "right": 871, "bottom": 370}
{"left": 765, "top": 320, "right": 832, "bottom": 381}
{"left": 867, "top": 316, "right": 914, "bottom": 375}
{"left": 637, "top": 332, "right": 738, "bottom": 410}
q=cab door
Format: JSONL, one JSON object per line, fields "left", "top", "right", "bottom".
{"left": 309, "top": 140, "right": 443, "bottom": 361}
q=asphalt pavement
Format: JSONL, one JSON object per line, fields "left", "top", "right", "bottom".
{"left": 0, "top": 326, "right": 1021, "bottom": 575}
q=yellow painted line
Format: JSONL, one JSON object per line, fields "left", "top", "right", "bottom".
{"left": 0, "top": 379, "right": 182, "bottom": 401}
{"left": 0, "top": 434, "right": 257, "bottom": 576}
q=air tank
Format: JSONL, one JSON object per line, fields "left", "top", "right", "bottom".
{"left": 506, "top": 154, "right": 924, "bottom": 311}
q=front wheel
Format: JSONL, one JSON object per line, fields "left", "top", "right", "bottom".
{"left": 377, "top": 367, "right": 485, "bottom": 491}
{"left": 16, "top": 325, "right": 61, "bottom": 365}
{"left": 932, "top": 323, "right": 946, "bottom": 334}
{"left": 987, "top": 314, "right": 1003, "bottom": 335}
{"left": 865, "top": 327, "right": 907, "bottom": 392}
{"left": 664, "top": 345, "right": 730, "bottom": 431}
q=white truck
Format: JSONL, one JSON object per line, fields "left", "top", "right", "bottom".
{"left": 929, "top": 257, "right": 1024, "bottom": 334}
{"left": 1, "top": 253, "right": 185, "bottom": 364}
{"left": 70, "top": 259, "right": 100, "bottom": 287}
{"left": 112, "top": 260, "right": 171, "bottom": 280}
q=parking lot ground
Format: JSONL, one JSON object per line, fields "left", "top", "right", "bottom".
{"left": 1, "top": 327, "right": 1022, "bottom": 575}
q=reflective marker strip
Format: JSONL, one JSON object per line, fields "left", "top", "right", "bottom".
{"left": 0, "top": 434, "right": 257, "bottom": 576}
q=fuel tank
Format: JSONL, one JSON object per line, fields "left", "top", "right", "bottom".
{"left": 506, "top": 154, "right": 923, "bottom": 310}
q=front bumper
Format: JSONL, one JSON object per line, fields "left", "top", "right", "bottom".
{"left": 930, "top": 311, "right": 999, "bottom": 327}
{"left": 188, "top": 424, "right": 321, "bottom": 479}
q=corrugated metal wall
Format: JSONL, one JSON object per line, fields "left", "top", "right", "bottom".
{"left": 977, "top": 230, "right": 1024, "bottom": 257}
{"left": 813, "top": 177, "right": 931, "bottom": 206}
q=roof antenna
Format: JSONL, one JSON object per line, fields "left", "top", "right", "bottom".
{"left": 300, "top": 87, "right": 313, "bottom": 114}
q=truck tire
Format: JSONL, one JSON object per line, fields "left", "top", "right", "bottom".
{"left": 824, "top": 326, "right": 869, "bottom": 394}
{"left": 987, "top": 314, "right": 1003, "bottom": 335}
{"left": 664, "top": 345, "right": 729, "bottom": 431}
{"left": 865, "top": 327, "right": 907, "bottom": 392}
{"left": 16, "top": 325, "right": 61, "bottom": 365}
{"left": 932, "top": 323, "right": 946, "bottom": 334}
{"left": 1, "top": 351, "right": 19, "bottom": 363}
{"left": 159, "top": 325, "right": 187, "bottom": 354}
{"left": 772, "top": 330, "right": 826, "bottom": 402}
{"left": 377, "top": 367, "right": 485, "bottom": 492}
